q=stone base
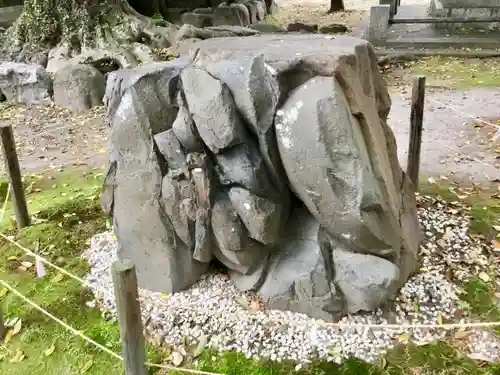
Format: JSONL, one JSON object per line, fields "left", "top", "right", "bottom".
{"left": 429, "top": 0, "right": 500, "bottom": 30}
{"left": 103, "top": 34, "right": 421, "bottom": 321}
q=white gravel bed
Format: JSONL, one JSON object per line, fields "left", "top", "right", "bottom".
{"left": 82, "top": 196, "right": 500, "bottom": 365}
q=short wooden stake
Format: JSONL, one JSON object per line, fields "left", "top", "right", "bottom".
{"left": 407, "top": 76, "right": 426, "bottom": 191}
{"left": 111, "top": 259, "right": 147, "bottom": 375}
{"left": 0, "top": 124, "right": 30, "bottom": 228}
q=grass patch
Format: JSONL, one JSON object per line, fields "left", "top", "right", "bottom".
{"left": 0, "top": 171, "right": 499, "bottom": 374}
{"left": 406, "top": 57, "right": 500, "bottom": 90}
{"left": 168, "top": 343, "right": 497, "bottom": 375}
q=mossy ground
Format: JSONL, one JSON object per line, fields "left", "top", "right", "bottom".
{"left": 383, "top": 56, "right": 500, "bottom": 90}
{"left": 0, "top": 170, "right": 499, "bottom": 375}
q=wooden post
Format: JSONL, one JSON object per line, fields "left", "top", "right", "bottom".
{"left": 111, "top": 259, "right": 147, "bottom": 375}
{"left": 407, "top": 76, "right": 426, "bottom": 191}
{"left": 0, "top": 124, "right": 30, "bottom": 228}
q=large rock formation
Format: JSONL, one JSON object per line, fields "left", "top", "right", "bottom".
{"left": 101, "top": 34, "right": 421, "bottom": 320}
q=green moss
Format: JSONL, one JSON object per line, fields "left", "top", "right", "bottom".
{"left": 419, "top": 181, "right": 500, "bottom": 239}
{"left": 167, "top": 343, "right": 495, "bottom": 375}
{"left": 407, "top": 57, "right": 500, "bottom": 89}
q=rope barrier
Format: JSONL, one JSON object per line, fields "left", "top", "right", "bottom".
{"left": 0, "top": 278, "right": 225, "bottom": 375}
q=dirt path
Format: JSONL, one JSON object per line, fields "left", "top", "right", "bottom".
{"left": 388, "top": 88, "right": 500, "bottom": 184}
{"left": 0, "top": 104, "right": 108, "bottom": 175}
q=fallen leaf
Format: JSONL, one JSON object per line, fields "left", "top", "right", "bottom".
{"left": 51, "top": 273, "right": 64, "bottom": 283}
{"left": 378, "top": 356, "right": 387, "bottom": 369}
{"left": 436, "top": 312, "right": 443, "bottom": 325}
{"left": 397, "top": 332, "right": 410, "bottom": 343}
{"left": 9, "top": 349, "right": 25, "bottom": 363}
{"left": 491, "top": 240, "right": 500, "bottom": 251}
{"left": 454, "top": 330, "right": 474, "bottom": 340}
{"left": 191, "top": 334, "right": 207, "bottom": 359}
{"left": 493, "top": 225, "right": 500, "bottom": 232}
{"left": 469, "top": 352, "right": 495, "bottom": 363}
{"left": 428, "top": 177, "right": 436, "bottom": 184}
{"left": 80, "top": 360, "right": 93, "bottom": 373}
{"left": 479, "top": 272, "right": 491, "bottom": 282}
{"left": 18, "top": 261, "right": 33, "bottom": 272}
{"left": 44, "top": 343, "right": 56, "bottom": 356}
{"left": 328, "top": 345, "right": 342, "bottom": 356}
{"left": 12, "top": 318, "right": 22, "bottom": 336}
{"left": 171, "top": 351, "right": 184, "bottom": 366}
{"left": 234, "top": 296, "right": 249, "bottom": 309}
{"left": 3, "top": 329, "right": 13, "bottom": 344}
{"left": 249, "top": 299, "right": 261, "bottom": 312}
{"left": 0, "top": 288, "right": 7, "bottom": 298}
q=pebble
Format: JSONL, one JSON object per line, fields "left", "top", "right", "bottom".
{"left": 81, "top": 195, "right": 500, "bottom": 365}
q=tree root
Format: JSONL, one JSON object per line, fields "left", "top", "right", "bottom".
{"left": 2, "top": 0, "right": 179, "bottom": 72}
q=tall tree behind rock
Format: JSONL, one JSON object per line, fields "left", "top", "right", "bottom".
{"left": 2, "top": 0, "right": 174, "bottom": 67}
{"left": 329, "top": 0, "right": 345, "bottom": 12}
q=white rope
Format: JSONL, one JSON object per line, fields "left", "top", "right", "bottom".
{"left": 0, "top": 278, "right": 122, "bottom": 361}
{"left": 427, "top": 97, "right": 500, "bottom": 131}
{"left": 0, "top": 278, "right": 225, "bottom": 375}
{"left": 0, "top": 231, "right": 91, "bottom": 288}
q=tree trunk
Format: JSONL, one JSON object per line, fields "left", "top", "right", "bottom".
{"left": 328, "top": 0, "right": 345, "bottom": 12}
{"left": 3, "top": 0, "right": 175, "bottom": 67}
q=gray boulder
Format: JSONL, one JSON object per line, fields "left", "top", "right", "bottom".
{"left": 275, "top": 75, "right": 402, "bottom": 258}
{"left": 198, "top": 54, "right": 279, "bottom": 136}
{"left": 333, "top": 248, "right": 400, "bottom": 313}
{"left": 228, "top": 187, "right": 282, "bottom": 245}
{"left": 286, "top": 22, "right": 318, "bottom": 33}
{"left": 259, "top": 208, "right": 338, "bottom": 321}
{"left": 193, "top": 7, "right": 215, "bottom": 14}
{"left": 154, "top": 129, "right": 186, "bottom": 170}
{"left": 181, "top": 12, "right": 214, "bottom": 28}
{"left": 160, "top": 173, "right": 195, "bottom": 249}
{"left": 214, "top": 140, "right": 277, "bottom": 198}
{"left": 0, "top": 62, "right": 52, "bottom": 104}
{"left": 104, "top": 59, "right": 190, "bottom": 131}
{"left": 319, "top": 23, "right": 349, "bottom": 34}
{"left": 237, "top": 0, "right": 265, "bottom": 23}
{"left": 104, "top": 59, "right": 207, "bottom": 293}
{"left": 213, "top": 2, "right": 250, "bottom": 26}
{"left": 196, "top": 54, "right": 286, "bottom": 201}
{"left": 53, "top": 64, "right": 105, "bottom": 111}
{"left": 172, "top": 92, "right": 204, "bottom": 152}
{"left": 181, "top": 66, "right": 246, "bottom": 153}
{"left": 211, "top": 191, "right": 244, "bottom": 253}
{"left": 174, "top": 23, "right": 259, "bottom": 44}
{"left": 54, "top": 64, "right": 106, "bottom": 111}
{"left": 249, "top": 23, "right": 287, "bottom": 33}
{"left": 103, "top": 34, "right": 421, "bottom": 320}
{"left": 212, "top": 234, "right": 269, "bottom": 275}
